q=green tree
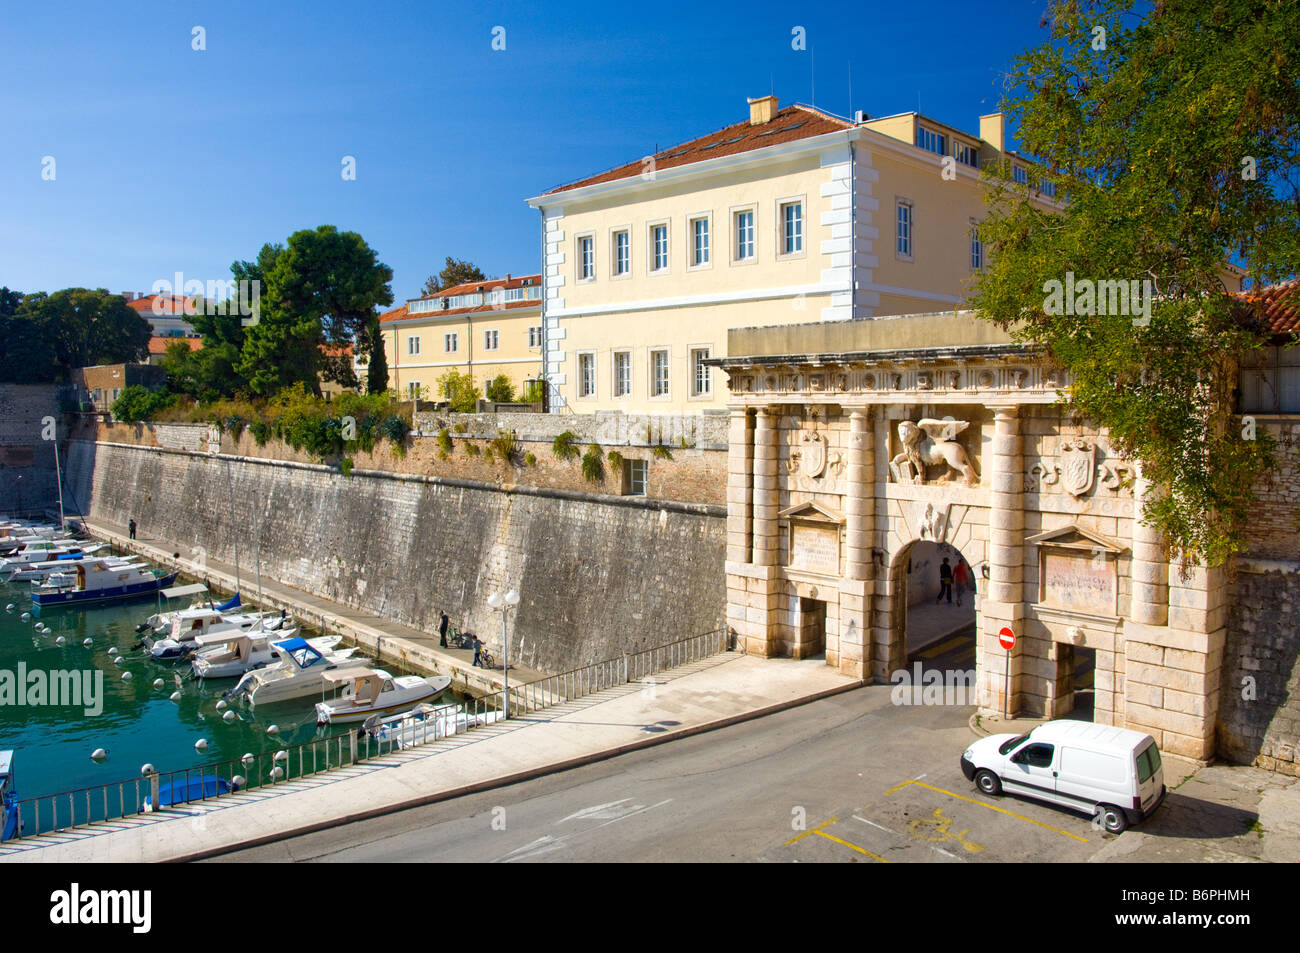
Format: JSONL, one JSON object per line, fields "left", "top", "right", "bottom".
{"left": 111, "top": 385, "right": 173, "bottom": 422}
{"left": 2, "top": 289, "right": 151, "bottom": 381}
{"left": 972, "top": 0, "right": 1300, "bottom": 566}
{"left": 421, "top": 257, "right": 487, "bottom": 296}
{"left": 436, "top": 368, "right": 479, "bottom": 412}
{"left": 484, "top": 374, "right": 515, "bottom": 403}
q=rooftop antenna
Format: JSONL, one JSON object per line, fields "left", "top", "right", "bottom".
{"left": 811, "top": 46, "right": 815, "bottom": 107}
{"left": 848, "top": 60, "right": 853, "bottom": 118}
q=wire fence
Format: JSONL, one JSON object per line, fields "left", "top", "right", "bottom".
{"left": 5, "top": 627, "right": 731, "bottom": 841}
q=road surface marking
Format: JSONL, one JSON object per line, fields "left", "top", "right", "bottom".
{"left": 852, "top": 815, "right": 894, "bottom": 834}
{"left": 785, "top": 816, "right": 837, "bottom": 846}
{"left": 885, "top": 778, "right": 1088, "bottom": 843}
{"left": 813, "top": 828, "right": 890, "bottom": 862}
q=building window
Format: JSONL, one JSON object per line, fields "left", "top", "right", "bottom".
{"left": 528, "top": 325, "right": 543, "bottom": 348}
{"left": 613, "top": 351, "right": 631, "bottom": 397}
{"left": 579, "top": 235, "right": 595, "bottom": 280}
{"left": 690, "top": 216, "right": 710, "bottom": 266}
{"left": 970, "top": 223, "right": 983, "bottom": 271}
{"left": 896, "top": 200, "right": 913, "bottom": 258}
{"left": 407, "top": 335, "right": 420, "bottom": 356}
{"left": 917, "top": 126, "right": 947, "bottom": 156}
{"left": 444, "top": 332, "right": 458, "bottom": 353}
{"left": 953, "top": 141, "right": 977, "bottom": 168}
{"left": 484, "top": 329, "right": 499, "bottom": 351}
{"left": 1039, "top": 179, "right": 1056, "bottom": 198}
{"left": 578, "top": 352, "right": 595, "bottom": 398}
{"left": 1013, "top": 165, "right": 1028, "bottom": 185}
{"left": 613, "top": 230, "right": 630, "bottom": 276}
{"left": 651, "top": 349, "right": 669, "bottom": 397}
{"left": 691, "top": 347, "right": 711, "bottom": 396}
{"left": 408, "top": 381, "right": 422, "bottom": 399}
{"left": 623, "top": 459, "right": 648, "bottom": 496}
{"left": 651, "top": 224, "right": 668, "bottom": 272}
{"left": 734, "top": 209, "right": 755, "bottom": 261}
{"left": 780, "top": 201, "right": 803, "bottom": 255}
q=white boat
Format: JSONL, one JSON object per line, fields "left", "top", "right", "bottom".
{"left": 227, "top": 636, "right": 367, "bottom": 706}
{"left": 374, "top": 702, "right": 502, "bottom": 749}
{"left": 0, "top": 541, "right": 100, "bottom": 576}
{"left": 5, "top": 550, "right": 116, "bottom": 582}
{"left": 190, "top": 630, "right": 334, "bottom": 680}
{"left": 315, "top": 669, "right": 451, "bottom": 725}
{"left": 148, "top": 609, "right": 292, "bottom": 662}
{"left": 137, "top": 584, "right": 250, "bottom": 633}
{"left": 31, "top": 561, "right": 177, "bottom": 607}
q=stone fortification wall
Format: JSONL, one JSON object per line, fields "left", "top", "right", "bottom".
{"left": 0, "top": 384, "right": 61, "bottom": 515}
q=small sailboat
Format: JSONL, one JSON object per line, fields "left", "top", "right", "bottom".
{"left": 314, "top": 669, "right": 451, "bottom": 725}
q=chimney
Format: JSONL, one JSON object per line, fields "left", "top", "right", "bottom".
{"left": 505, "top": 273, "right": 511, "bottom": 281}
{"left": 980, "top": 112, "right": 1005, "bottom": 152}
{"left": 120, "top": 292, "right": 135, "bottom": 301}
{"left": 748, "top": 95, "right": 779, "bottom": 125}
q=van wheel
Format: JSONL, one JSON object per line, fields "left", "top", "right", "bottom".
{"left": 1099, "top": 804, "right": 1128, "bottom": 833}
{"left": 974, "top": 770, "right": 1001, "bottom": 796}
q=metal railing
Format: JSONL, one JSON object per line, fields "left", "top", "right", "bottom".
{"left": 5, "top": 627, "right": 731, "bottom": 842}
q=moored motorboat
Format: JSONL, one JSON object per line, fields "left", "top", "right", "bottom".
{"left": 227, "top": 637, "right": 366, "bottom": 706}
{"left": 1, "top": 750, "right": 20, "bottom": 841}
{"left": 142, "top": 774, "right": 239, "bottom": 811}
{"left": 374, "top": 702, "right": 502, "bottom": 749}
{"left": 30, "top": 561, "right": 177, "bottom": 608}
{"left": 314, "top": 669, "right": 451, "bottom": 725}
{"left": 189, "top": 630, "right": 332, "bottom": 680}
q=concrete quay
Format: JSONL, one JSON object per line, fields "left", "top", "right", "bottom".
{"left": 0, "top": 653, "right": 860, "bottom": 862}
{"left": 77, "top": 517, "right": 550, "bottom": 697}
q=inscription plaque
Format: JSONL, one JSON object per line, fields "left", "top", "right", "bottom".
{"left": 790, "top": 523, "right": 840, "bottom": 575}
{"left": 1041, "top": 550, "right": 1117, "bottom": 615}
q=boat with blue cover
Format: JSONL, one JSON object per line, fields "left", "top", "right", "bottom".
{"left": 1, "top": 751, "right": 21, "bottom": 841}
{"left": 142, "top": 774, "right": 239, "bottom": 811}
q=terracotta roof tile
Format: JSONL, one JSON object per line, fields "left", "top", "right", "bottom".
{"left": 542, "top": 105, "right": 852, "bottom": 196}
{"left": 148, "top": 336, "right": 202, "bottom": 355}
{"left": 129, "top": 294, "right": 202, "bottom": 317}
{"left": 1237, "top": 279, "right": 1300, "bottom": 336}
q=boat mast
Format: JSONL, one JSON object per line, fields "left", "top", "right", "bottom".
{"left": 52, "top": 428, "right": 65, "bottom": 529}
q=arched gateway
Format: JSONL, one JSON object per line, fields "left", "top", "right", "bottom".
{"left": 715, "top": 312, "right": 1225, "bottom": 760}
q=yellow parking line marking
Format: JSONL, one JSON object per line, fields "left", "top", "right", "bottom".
{"left": 785, "top": 816, "right": 838, "bottom": 846}
{"left": 919, "top": 635, "right": 969, "bottom": 658}
{"left": 813, "top": 829, "right": 891, "bottom": 862}
{"left": 884, "top": 779, "right": 1089, "bottom": 843}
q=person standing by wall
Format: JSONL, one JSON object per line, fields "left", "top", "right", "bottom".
{"left": 438, "top": 609, "right": 450, "bottom": 648}
{"left": 471, "top": 634, "right": 483, "bottom": 668}
{"left": 128, "top": 517, "right": 137, "bottom": 540}
{"left": 936, "top": 557, "right": 953, "bottom": 605}
{"left": 954, "top": 558, "right": 969, "bottom": 607}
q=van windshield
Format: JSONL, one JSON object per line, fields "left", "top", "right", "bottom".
{"left": 998, "top": 733, "right": 1031, "bottom": 756}
{"left": 1137, "top": 743, "right": 1162, "bottom": 783}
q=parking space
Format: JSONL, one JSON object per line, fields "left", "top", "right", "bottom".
{"left": 770, "top": 764, "right": 1102, "bottom": 863}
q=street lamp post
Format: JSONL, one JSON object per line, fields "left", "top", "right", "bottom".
{"left": 486, "top": 589, "right": 520, "bottom": 719}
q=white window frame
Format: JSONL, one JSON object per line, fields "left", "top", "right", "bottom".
{"left": 776, "top": 196, "right": 805, "bottom": 259}
{"left": 731, "top": 204, "right": 757, "bottom": 265}
{"left": 613, "top": 350, "right": 632, "bottom": 398}
{"left": 953, "top": 140, "right": 978, "bottom": 168}
{"left": 577, "top": 232, "right": 596, "bottom": 282}
{"left": 577, "top": 351, "right": 596, "bottom": 399}
{"left": 444, "top": 332, "right": 459, "bottom": 353}
{"left": 688, "top": 213, "right": 712, "bottom": 270}
{"left": 407, "top": 335, "right": 420, "bottom": 356}
{"left": 528, "top": 325, "right": 543, "bottom": 349}
{"left": 647, "top": 220, "right": 670, "bottom": 274}
{"left": 649, "top": 347, "right": 670, "bottom": 399}
{"left": 970, "top": 220, "right": 984, "bottom": 272}
{"left": 624, "top": 458, "right": 648, "bottom": 497}
{"left": 690, "top": 346, "right": 712, "bottom": 398}
{"left": 408, "top": 381, "right": 422, "bottom": 399}
{"left": 611, "top": 227, "right": 631, "bottom": 278}
{"left": 1012, "top": 164, "right": 1029, "bottom": 185}
{"left": 483, "top": 329, "right": 499, "bottom": 351}
{"left": 896, "top": 198, "right": 914, "bottom": 261}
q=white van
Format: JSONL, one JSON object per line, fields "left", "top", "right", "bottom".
{"left": 961, "top": 720, "right": 1165, "bottom": 832}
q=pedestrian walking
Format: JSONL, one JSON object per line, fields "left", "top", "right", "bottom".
{"left": 954, "top": 558, "right": 969, "bottom": 607}
{"left": 471, "top": 634, "right": 483, "bottom": 668}
{"left": 128, "top": 517, "right": 137, "bottom": 540}
{"left": 936, "top": 557, "right": 953, "bottom": 604}
{"left": 438, "top": 609, "right": 449, "bottom": 648}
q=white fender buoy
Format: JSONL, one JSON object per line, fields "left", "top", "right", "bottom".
{"left": 194, "top": 739, "right": 208, "bottom": 751}
{"left": 273, "top": 750, "right": 287, "bottom": 762}
{"left": 55, "top": 636, "right": 65, "bottom": 645}
{"left": 121, "top": 671, "right": 132, "bottom": 681}
{"left": 222, "top": 710, "right": 236, "bottom": 722}
{"left": 232, "top": 775, "right": 246, "bottom": 788}
{"left": 266, "top": 724, "right": 279, "bottom": 735}
{"left": 91, "top": 748, "right": 107, "bottom": 761}
{"left": 215, "top": 700, "right": 227, "bottom": 711}
{"left": 113, "top": 656, "right": 124, "bottom": 665}
{"left": 20, "top": 612, "right": 31, "bottom": 621}
{"left": 270, "top": 766, "right": 284, "bottom": 780}
{"left": 83, "top": 638, "right": 93, "bottom": 647}
{"left": 240, "top": 753, "right": 255, "bottom": 765}
{"left": 109, "top": 647, "right": 119, "bottom": 655}
{"left": 5, "top": 603, "right": 14, "bottom": 611}
{"left": 169, "top": 691, "right": 181, "bottom": 702}
{"left": 152, "top": 678, "right": 164, "bottom": 688}
{"left": 141, "top": 764, "right": 154, "bottom": 776}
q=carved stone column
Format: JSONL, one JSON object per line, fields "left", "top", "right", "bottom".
{"left": 982, "top": 405, "right": 1026, "bottom": 717}
{"left": 1130, "top": 462, "right": 1168, "bottom": 625}
{"left": 726, "top": 408, "right": 754, "bottom": 565}
{"left": 838, "top": 406, "right": 875, "bottom": 679}
{"left": 751, "top": 407, "right": 779, "bottom": 566}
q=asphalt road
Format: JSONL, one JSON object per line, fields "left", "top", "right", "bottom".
{"left": 211, "top": 675, "right": 1123, "bottom": 863}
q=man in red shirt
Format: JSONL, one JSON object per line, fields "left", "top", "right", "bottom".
{"left": 954, "top": 559, "right": 969, "bottom": 607}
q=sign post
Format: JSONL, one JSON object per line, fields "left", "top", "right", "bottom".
{"left": 998, "top": 626, "right": 1016, "bottom": 719}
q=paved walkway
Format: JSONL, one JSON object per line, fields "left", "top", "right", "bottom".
{"left": 0, "top": 653, "right": 859, "bottom": 862}
{"left": 78, "top": 517, "right": 548, "bottom": 695}
{"left": 905, "top": 599, "right": 977, "bottom": 655}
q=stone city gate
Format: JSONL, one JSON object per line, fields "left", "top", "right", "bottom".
{"left": 716, "top": 313, "right": 1226, "bottom": 760}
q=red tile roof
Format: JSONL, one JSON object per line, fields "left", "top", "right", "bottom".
{"left": 381, "top": 298, "right": 540, "bottom": 324}
{"left": 148, "top": 336, "right": 202, "bottom": 355}
{"left": 543, "top": 104, "right": 852, "bottom": 195}
{"left": 421, "top": 273, "right": 543, "bottom": 299}
{"left": 377, "top": 304, "right": 408, "bottom": 324}
{"left": 1237, "top": 279, "right": 1300, "bottom": 336}
{"left": 129, "top": 294, "right": 202, "bottom": 317}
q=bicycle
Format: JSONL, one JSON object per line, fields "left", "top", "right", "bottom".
{"left": 478, "top": 647, "right": 495, "bottom": 669}
{"left": 447, "top": 625, "right": 472, "bottom": 649}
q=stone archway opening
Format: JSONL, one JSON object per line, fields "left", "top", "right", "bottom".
{"left": 886, "top": 540, "right": 980, "bottom": 690}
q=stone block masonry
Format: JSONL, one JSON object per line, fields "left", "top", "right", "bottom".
{"left": 66, "top": 440, "right": 727, "bottom": 674}
{"left": 0, "top": 384, "right": 60, "bottom": 515}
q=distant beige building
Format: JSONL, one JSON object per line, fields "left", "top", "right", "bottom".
{"left": 527, "top": 97, "right": 1062, "bottom": 414}
{"left": 373, "top": 274, "right": 544, "bottom": 402}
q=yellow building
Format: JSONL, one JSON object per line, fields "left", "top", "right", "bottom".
{"left": 526, "top": 97, "right": 1061, "bottom": 413}
{"left": 376, "top": 274, "right": 544, "bottom": 402}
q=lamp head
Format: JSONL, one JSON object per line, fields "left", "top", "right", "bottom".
{"left": 505, "top": 589, "right": 520, "bottom": 606}
{"left": 487, "top": 592, "right": 502, "bottom": 609}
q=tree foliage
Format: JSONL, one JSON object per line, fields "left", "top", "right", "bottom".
{"left": 421, "top": 257, "right": 487, "bottom": 297}
{"left": 972, "top": 0, "right": 1300, "bottom": 566}
{"left": 0, "top": 288, "right": 152, "bottom": 382}
{"left": 484, "top": 374, "right": 515, "bottom": 403}
{"left": 436, "top": 368, "right": 479, "bottom": 412}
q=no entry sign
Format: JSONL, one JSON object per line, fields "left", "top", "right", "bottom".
{"left": 998, "top": 626, "right": 1016, "bottom": 650}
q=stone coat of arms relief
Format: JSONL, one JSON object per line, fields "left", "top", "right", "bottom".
{"left": 1026, "top": 437, "right": 1133, "bottom": 497}
{"left": 888, "top": 419, "right": 980, "bottom": 487}
{"left": 786, "top": 413, "right": 846, "bottom": 493}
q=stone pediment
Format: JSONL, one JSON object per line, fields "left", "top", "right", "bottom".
{"left": 1025, "top": 524, "right": 1127, "bottom": 554}
{"left": 779, "top": 501, "right": 844, "bottom": 524}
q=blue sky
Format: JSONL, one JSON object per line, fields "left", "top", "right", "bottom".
{"left": 1, "top": 0, "right": 1053, "bottom": 303}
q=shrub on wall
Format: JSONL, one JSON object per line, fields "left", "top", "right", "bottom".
{"left": 525, "top": 452, "right": 537, "bottom": 467}
{"left": 552, "top": 430, "right": 579, "bottom": 461}
{"left": 437, "top": 428, "right": 453, "bottom": 456}
{"left": 581, "top": 443, "right": 604, "bottom": 483}
{"left": 465, "top": 441, "right": 481, "bottom": 457}
{"left": 489, "top": 429, "right": 521, "bottom": 466}
{"left": 607, "top": 450, "right": 624, "bottom": 471}
{"left": 652, "top": 443, "right": 673, "bottom": 461}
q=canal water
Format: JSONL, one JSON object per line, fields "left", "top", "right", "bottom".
{"left": 0, "top": 573, "right": 452, "bottom": 805}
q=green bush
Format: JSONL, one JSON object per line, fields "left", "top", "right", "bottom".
{"left": 488, "top": 429, "right": 521, "bottom": 466}
{"left": 552, "top": 430, "right": 579, "bottom": 461}
{"left": 437, "top": 369, "right": 479, "bottom": 412}
{"left": 485, "top": 374, "right": 515, "bottom": 403}
{"left": 452, "top": 422, "right": 468, "bottom": 434}
{"left": 110, "top": 386, "right": 174, "bottom": 423}
{"left": 380, "top": 414, "right": 409, "bottom": 457}
{"left": 581, "top": 443, "right": 604, "bottom": 483}
{"left": 250, "top": 420, "right": 271, "bottom": 445}
{"left": 524, "top": 452, "right": 537, "bottom": 467}
{"left": 465, "top": 441, "right": 481, "bottom": 457}
{"left": 340, "top": 457, "right": 353, "bottom": 477}
{"left": 437, "top": 428, "right": 453, "bottom": 455}
{"left": 652, "top": 443, "right": 673, "bottom": 461}
{"left": 606, "top": 450, "right": 624, "bottom": 471}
